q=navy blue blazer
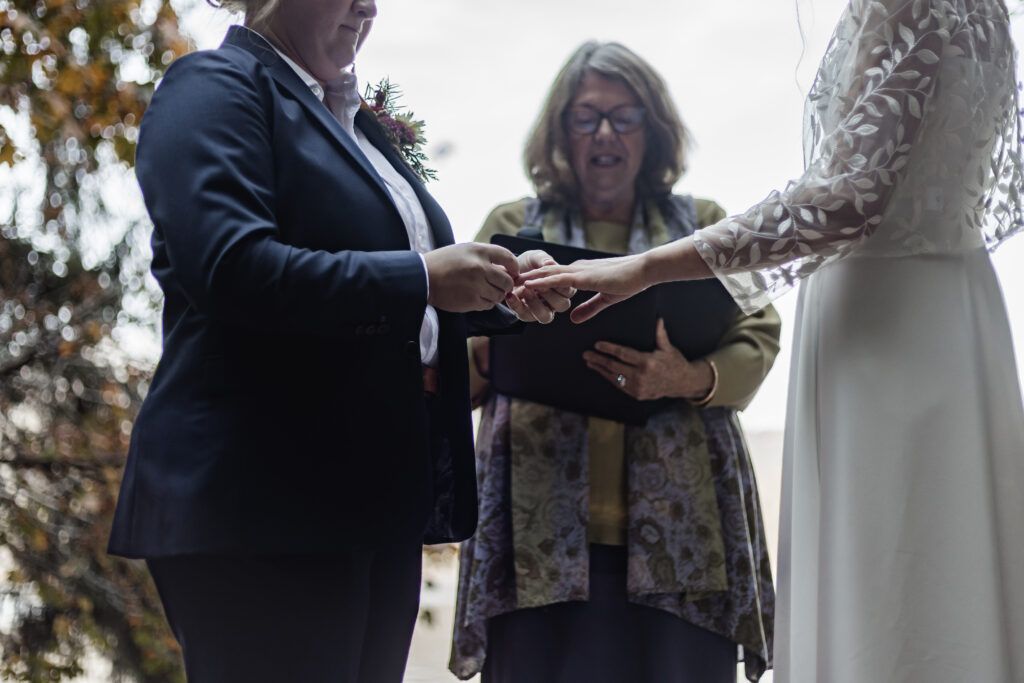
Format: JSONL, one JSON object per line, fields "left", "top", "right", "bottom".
{"left": 108, "top": 26, "right": 511, "bottom": 557}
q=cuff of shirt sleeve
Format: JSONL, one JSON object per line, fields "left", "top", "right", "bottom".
{"left": 418, "top": 252, "right": 430, "bottom": 301}
{"left": 701, "top": 346, "right": 760, "bottom": 410}
{"left": 687, "top": 359, "right": 719, "bottom": 407}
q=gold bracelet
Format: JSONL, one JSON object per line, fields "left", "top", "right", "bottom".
{"left": 688, "top": 359, "right": 719, "bottom": 407}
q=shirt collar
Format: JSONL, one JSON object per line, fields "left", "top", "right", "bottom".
{"left": 258, "top": 34, "right": 362, "bottom": 133}
{"left": 274, "top": 49, "right": 328, "bottom": 101}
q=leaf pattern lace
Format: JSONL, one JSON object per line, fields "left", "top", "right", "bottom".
{"left": 693, "top": 0, "right": 1024, "bottom": 313}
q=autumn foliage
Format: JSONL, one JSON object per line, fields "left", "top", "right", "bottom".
{"left": 0, "top": 0, "right": 190, "bottom": 679}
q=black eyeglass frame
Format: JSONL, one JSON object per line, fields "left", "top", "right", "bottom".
{"left": 563, "top": 104, "right": 648, "bottom": 135}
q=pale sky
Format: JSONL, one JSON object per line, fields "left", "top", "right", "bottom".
{"left": 178, "top": 0, "right": 1024, "bottom": 433}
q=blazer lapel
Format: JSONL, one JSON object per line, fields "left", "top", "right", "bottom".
{"left": 220, "top": 26, "right": 394, "bottom": 206}
{"left": 355, "top": 110, "right": 456, "bottom": 249}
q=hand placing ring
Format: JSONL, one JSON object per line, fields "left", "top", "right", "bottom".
{"left": 616, "top": 373, "right": 626, "bottom": 388}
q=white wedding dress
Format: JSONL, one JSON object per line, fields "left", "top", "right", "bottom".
{"left": 691, "top": 0, "right": 1024, "bottom": 680}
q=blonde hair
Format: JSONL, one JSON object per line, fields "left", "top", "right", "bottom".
{"left": 206, "top": 0, "right": 281, "bottom": 28}
{"left": 524, "top": 41, "right": 692, "bottom": 206}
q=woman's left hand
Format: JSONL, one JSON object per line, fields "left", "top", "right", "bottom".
{"left": 520, "top": 252, "right": 649, "bottom": 323}
{"left": 583, "top": 318, "right": 713, "bottom": 401}
{"left": 505, "top": 250, "right": 575, "bottom": 323}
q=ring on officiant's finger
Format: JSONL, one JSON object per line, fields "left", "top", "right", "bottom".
{"left": 616, "top": 374, "right": 626, "bottom": 387}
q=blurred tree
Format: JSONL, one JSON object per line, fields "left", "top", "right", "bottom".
{"left": 0, "top": 0, "right": 189, "bottom": 680}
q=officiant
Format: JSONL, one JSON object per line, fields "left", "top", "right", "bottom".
{"left": 450, "top": 41, "right": 782, "bottom": 683}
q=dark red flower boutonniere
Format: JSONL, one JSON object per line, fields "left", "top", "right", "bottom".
{"left": 361, "top": 78, "right": 437, "bottom": 183}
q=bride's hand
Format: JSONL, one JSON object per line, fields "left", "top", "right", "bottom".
{"left": 504, "top": 249, "right": 575, "bottom": 323}
{"left": 520, "top": 253, "right": 649, "bottom": 323}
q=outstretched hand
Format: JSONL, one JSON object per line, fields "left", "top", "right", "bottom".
{"left": 519, "top": 252, "right": 649, "bottom": 323}
{"left": 504, "top": 250, "right": 575, "bottom": 324}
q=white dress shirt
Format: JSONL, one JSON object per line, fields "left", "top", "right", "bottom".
{"left": 273, "top": 49, "right": 440, "bottom": 368}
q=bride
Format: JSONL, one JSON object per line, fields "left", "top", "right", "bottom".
{"left": 523, "top": 0, "right": 1024, "bottom": 680}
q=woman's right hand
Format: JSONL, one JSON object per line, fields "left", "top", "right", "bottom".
{"left": 424, "top": 243, "right": 520, "bottom": 312}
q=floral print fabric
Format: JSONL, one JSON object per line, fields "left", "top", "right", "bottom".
{"left": 450, "top": 399, "right": 775, "bottom": 681}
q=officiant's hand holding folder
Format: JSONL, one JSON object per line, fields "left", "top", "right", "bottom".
{"left": 490, "top": 234, "right": 739, "bottom": 425}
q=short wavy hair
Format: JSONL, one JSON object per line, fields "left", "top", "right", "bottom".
{"left": 206, "top": 0, "right": 280, "bottom": 27}
{"left": 524, "top": 41, "right": 692, "bottom": 206}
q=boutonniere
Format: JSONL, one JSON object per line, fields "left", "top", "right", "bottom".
{"left": 361, "top": 78, "right": 437, "bottom": 183}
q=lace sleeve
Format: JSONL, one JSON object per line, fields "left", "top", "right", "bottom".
{"left": 692, "top": 0, "right": 1023, "bottom": 313}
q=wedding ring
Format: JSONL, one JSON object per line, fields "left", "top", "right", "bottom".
{"left": 616, "top": 374, "right": 626, "bottom": 387}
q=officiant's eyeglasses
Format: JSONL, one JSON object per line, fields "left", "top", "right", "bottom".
{"left": 564, "top": 105, "right": 647, "bottom": 135}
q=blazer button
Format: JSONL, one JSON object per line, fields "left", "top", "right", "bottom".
{"left": 406, "top": 340, "right": 419, "bottom": 357}
{"left": 365, "top": 325, "right": 376, "bottom": 336}
{"left": 355, "top": 325, "right": 365, "bottom": 336}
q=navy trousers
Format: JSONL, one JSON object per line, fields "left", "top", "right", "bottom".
{"left": 482, "top": 544, "right": 738, "bottom": 683}
{"left": 147, "top": 545, "right": 422, "bottom": 683}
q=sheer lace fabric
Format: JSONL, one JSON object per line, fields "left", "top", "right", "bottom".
{"left": 693, "top": 0, "right": 1024, "bottom": 313}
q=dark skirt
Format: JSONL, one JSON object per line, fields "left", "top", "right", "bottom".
{"left": 482, "top": 544, "right": 737, "bottom": 683}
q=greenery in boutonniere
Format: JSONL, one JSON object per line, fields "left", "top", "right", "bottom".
{"left": 362, "top": 78, "right": 438, "bottom": 183}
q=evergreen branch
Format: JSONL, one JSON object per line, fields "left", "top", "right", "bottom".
{"left": 362, "top": 77, "right": 438, "bottom": 182}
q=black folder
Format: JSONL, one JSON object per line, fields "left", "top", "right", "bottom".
{"left": 489, "top": 233, "right": 738, "bottom": 425}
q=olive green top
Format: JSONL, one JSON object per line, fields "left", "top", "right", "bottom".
{"left": 470, "top": 197, "right": 782, "bottom": 544}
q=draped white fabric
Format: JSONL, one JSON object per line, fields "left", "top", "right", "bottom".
{"left": 692, "top": 0, "right": 1024, "bottom": 314}
{"left": 688, "top": 1, "right": 1024, "bottom": 680}
{"left": 775, "top": 250, "right": 1024, "bottom": 682}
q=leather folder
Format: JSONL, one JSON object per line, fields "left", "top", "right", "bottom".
{"left": 489, "top": 233, "right": 738, "bottom": 425}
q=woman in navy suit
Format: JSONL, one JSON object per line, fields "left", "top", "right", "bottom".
{"left": 107, "top": 0, "right": 569, "bottom": 680}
